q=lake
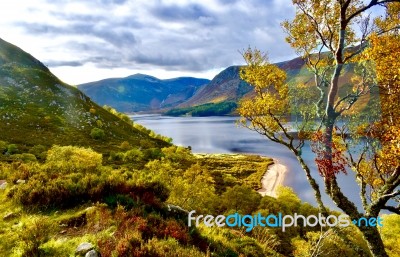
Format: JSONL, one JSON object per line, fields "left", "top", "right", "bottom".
{"left": 131, "top": 114, "right": 363, "bottom": 211}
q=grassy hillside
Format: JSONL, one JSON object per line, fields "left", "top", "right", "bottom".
{"left": 0, "top": 38, "right": 168, "bottom": 155}
{"left": 177, "top": 66, "right": 252, "bottom": 108}
{"left": 3, "top": 144, "right": 396, "bottom": 257}
{"left": 165, "top": 101, "right": 237, "bottom": 116}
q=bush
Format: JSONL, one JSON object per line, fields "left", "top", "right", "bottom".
{"left": 90, "top": 127, "right": 105, "bottom": 140}
{"left": 8, "top": 150, "right": 169, "bottom": 210}
{"left": 10, "top": 153, "right": 37, "bottom": 163}
{"left": 0, "top": 140, "right": 8, "bottom": 154}
{"left": 108, "top": 151, "right": 125, "bottom": 162}
{"left": 28, "top": 145, "right": 47, "bottom": 160}
{"left": 6, "top": 144, "right": 18, "bottom": 155}
{"left": 119, "top": 141, "right": 131, "bottom": 150}
{"left": 143, "top": 148, "right": 164, "bottom": 161}
{"left": 46, "top": 145, "right": 102, "bottom": 173}
{"left": 18, "top": 217, "right": 54, "bottom": 257}
{"left": 123, "top": 148, "right": 144, "bottom": 163}
{"left": 221, "top": 185, "right": 262, "bottom": 214}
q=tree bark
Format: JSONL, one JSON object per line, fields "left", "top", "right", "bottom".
{"left": 359, "top": 225, "right": 389, "bottom": 257}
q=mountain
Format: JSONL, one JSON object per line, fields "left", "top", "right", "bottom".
{"left": 0, "top": 38, "right": 167, "bottom": 152}
{"left": 178, "top": 57, "right": 306, "bottom": 107}
{"left": 176, "top": 66, "right": 251, "bottom": 107}
{"left": 174, "top": 54, "right": 374, "bottom": 117}
{"left": 77, "top": 74, "right": 210, "bottom": 112}
{"left": 78, "top": 52, "right": 373, "bottom": 116}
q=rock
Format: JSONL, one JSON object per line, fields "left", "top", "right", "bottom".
{"left": 84, "top": 206, "right": 96, "bottom": 212}
{"left": 75, "top": 242, "right": 94, "bottom": 256}
{"left": 167, "top": 204, "right": 188, "bottom": 214}
{"left": 0, "top": 181, "right": 7, "bottom": 190}
{"left": 85, "top": 250, "right": 99, "bottom": 257}
{"left": 16, "top": 179, "right": 25, "bottom": 184}
{"left": 3, "top": 212, "right": 18, "bottom": 221}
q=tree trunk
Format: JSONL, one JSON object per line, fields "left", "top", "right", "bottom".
{"left": 359, "top": 225, "right": 389, "bottom": 257}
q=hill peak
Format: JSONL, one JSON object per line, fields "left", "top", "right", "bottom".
{"left": 127, "top": 73, "right": 160, "bottom": 82}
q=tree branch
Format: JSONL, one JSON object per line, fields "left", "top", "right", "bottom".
{"left": 382, "top": 205, "right": 400, "bottom": 215}
{"left": 346, "top": 0, "right": 400, "bottom": 24}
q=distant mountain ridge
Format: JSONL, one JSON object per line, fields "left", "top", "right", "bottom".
{"left": 78, "top": 74, "right": 210, "bottom": 112}
{"left": 177, "top": 57, "right": 306, "bottom": 108}
{"left": 78, "top": 51, "right": 374, "bottom": 117}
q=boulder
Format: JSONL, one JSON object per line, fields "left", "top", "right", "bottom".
{"left": 75, "top": 242, "right": 94, "bottom": 256}
{"left": 0, "top": 180, "right": 7, "bottom": 190}
{"left": 85, "top": 250, "right": 99, "bottom": 257}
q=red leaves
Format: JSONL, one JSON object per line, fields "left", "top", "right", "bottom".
{"left": 311, "top": 129, "right": 348, "bottom": 180}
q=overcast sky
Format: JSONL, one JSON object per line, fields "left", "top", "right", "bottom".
{"left": 0, "top": 0, "right": 297, "bottom": 85}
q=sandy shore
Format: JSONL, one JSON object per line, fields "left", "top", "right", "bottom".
{"left": 258, "top": 159, "right": 288, "bottom": 197}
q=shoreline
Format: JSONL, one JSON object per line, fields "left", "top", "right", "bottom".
{"left": 258, "top": 159, "right": 288, "bottom": 197}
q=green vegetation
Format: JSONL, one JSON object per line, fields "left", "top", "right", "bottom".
{"left": 103, "top": 105, "right": 173, "bottom": 143}
{"left": 0, "top": 38, "right": 170, "bottom": 156}
{"left": 165, "top": 101, "right": 237, "bottom": 116}
{"left": 90, "top": 128, "right": 105, "bottom": 140}
{"left": 195, "top": 153, "right": 272, "bottom": 193}
{"left": 1, "top": 144, "right": 396, "bottom": 256}
{"left": 0, "top": 33, "right": 397, "bottom": 257}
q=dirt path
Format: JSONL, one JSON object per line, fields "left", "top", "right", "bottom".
{"left": 257, "top": 159, "right": 288, "bottom": 197}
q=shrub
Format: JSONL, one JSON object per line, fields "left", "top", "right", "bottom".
{"left": 143, "top": 148, "right": 164, "bottom": 161}
{"left": 90, "top": 127, "right": 105, "bottom": 140}
{"left": 221, "top": 185, "right": 261, "bottom": 214}
{"left": 108, "top": 151, "right": 125, "bottom": 162}
{"left": 18, "top": 217, "right": 54, "bottom": 257}
{"left": 10, "top": 153, "right": 37, "bottom": 163}
{"left": 119, "top": 141, "right": 131, "bottom": 151}
{"left": 104, "top": 194, "right": 137, "bottom": 209}
{"left": 0, "top": 140, "right": 8, "bottom": 154}
{"left": 28, "top": 145, "right": 47, "bottom": 160}
{"left": 8, "top": 156, "right": 169, "bottom": 210}
{"left": 6, "top": 144, "right": 18, "bottom": 155}
{"left": 123, "top": 148, "right": 144, "bottom": 163}
{"left": 96, "top": 119, "right": 103, "bottom": 127}
{"left": 46, "top": 145, "right": 102, "bottom": 173}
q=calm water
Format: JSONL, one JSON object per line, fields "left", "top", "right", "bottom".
{"left": 131, "top": 114, "right": 363, "bottom": 211}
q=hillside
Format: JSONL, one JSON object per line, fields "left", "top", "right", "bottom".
{"left": 179, "top": 57, "right": 306, "bottom": 108}
{"left": 0, "top": 38, "right": 167, "bottom": 153}
{"left": 170, "top": 55, "right": 376, "bottom": 117}
{"left": 77, "top": 74, "right": 210, "bottom": 112}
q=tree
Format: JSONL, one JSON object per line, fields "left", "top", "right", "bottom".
{"left": 238, "top": 1, "right": 400, "bottom": 256}
{"left": 221, "top": 185, "right": 262, "bottom": 214}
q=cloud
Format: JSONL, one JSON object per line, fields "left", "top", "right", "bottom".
{"left": 151, "top": 3, "right": 214, "bottom": 22}
{"left": 45, "top": 60, "right": 83, "bottom": 67}
{"left": 1, "top": 0, "right": 297, "bottom": 83}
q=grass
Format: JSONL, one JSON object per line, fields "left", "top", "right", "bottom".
{"left": 195, "top": 153, "right": 273, "bottom": 194}
{"left": 0, "top": 40, "right": 169, "bottom": 156}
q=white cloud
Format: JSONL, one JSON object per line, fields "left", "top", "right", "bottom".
{"left": 0, "top": 0, "right": 297, "bottom": 84}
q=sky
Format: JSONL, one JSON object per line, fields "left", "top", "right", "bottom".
{"left": 0, "top": 0, "right": 297, "bottom": 85}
